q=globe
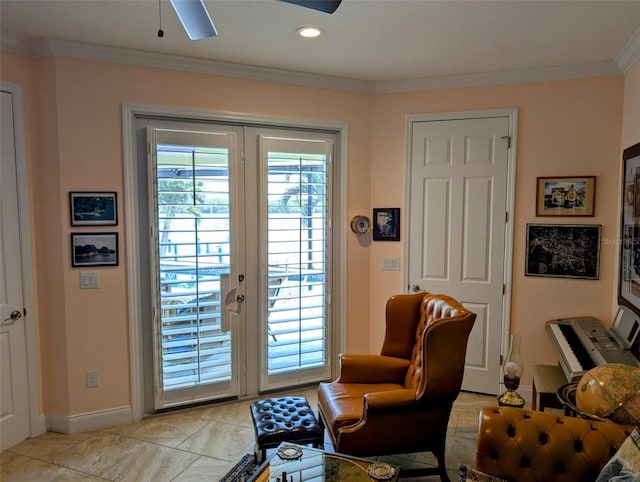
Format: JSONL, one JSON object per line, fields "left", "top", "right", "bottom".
{"left": 575, "top": 363, "right": 640, "bottom": 425}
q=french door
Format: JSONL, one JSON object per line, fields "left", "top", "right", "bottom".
{"left": 146, "top": 122, "right": 334, "bottom": 409}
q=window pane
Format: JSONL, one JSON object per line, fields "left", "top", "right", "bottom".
{"left": 157, "top": 144, "right": 232, "bottom": 391}
{"left": 266, "top": 149, "right": 327, "bottom": 375}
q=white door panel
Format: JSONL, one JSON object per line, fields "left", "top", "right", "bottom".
{"left": 408, "top": 115, "right": 512, "bottom": 395}
{"left": 246, "top": 129, "right": 334, "bottom": 393}
{"left": 0, "top": 90, "right": 29, "bottom": 450}
{"left": 147, "top": 125, "right": 242, "bottom": 409}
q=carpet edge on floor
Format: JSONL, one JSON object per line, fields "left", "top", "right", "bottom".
{"left": 219, "top": 453, "right": 258, "bottom": 482}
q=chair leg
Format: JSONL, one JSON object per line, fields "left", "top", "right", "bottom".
{"left": 254, "top": 442, "right": 266, "bottom": 464}
{"left": 438, "top": 464, "right": 451, "bottom": 482}
{"left": 317, "top": 412, "right": 325, "bottom": 431}
{"left": 397, "top": 446, "right": 449, "bottom": 481}
{"left": 434, "top": 447, "right": 450, "bottom": 482}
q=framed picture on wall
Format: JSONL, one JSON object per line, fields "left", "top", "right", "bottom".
{"left": 373, "top": 208, "right": 400, "bottom": 241}
{"left": 525, "top": 223, "right": 601, "bottom": 279}
{"left": 618, "top": 143, "right": 640, "bottom": 316}
{"left": 71, "top": 232, "right": 119, "bottom": 267}
{"left": 69, "top": 192, "right": 117, "bottom": 226}
{"left": 535, "top": 176, "right": 596, "bottom": 217}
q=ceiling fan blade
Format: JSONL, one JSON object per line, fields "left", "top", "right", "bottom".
{"left": 169, "top": 0, "right": 218, "bottom": 40}
{"left": 278, "top": 0, "right": 342, "bottom": 14}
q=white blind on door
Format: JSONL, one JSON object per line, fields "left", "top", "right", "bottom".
{"left": 263, "top": 139, "right": 330, "bottom": 378}
{"left": 153, "top": 130, "right": 234, "bottom": 395}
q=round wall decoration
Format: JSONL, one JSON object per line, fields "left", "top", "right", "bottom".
{"left": 350, "top": 215, "right": 371, "bottom": 234}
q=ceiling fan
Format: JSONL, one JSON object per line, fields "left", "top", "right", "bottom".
{"left": 166, "top": 0, "right": 342, "bottom": 40}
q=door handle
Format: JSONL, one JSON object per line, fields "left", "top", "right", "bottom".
{"left": 221, "top": 274, "right": 239, "bottom": 331}
{"left": 2, "top": 310, "right": 22, "bottom": 326}
{"left": 410, "top": 284, "right": 421, "bottom": 293}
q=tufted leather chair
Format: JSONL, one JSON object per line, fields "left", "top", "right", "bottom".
{"left": 475, "top": 406, "right": 633, "bottom": 482}
{"left": 317, "top": 292, "right": 476, "bottom": 482}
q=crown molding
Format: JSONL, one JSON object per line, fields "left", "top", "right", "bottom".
{"left": 616, "top": 27, "right": 640, "bottom": 73}
{"left": 0, "top": 28, "right": 32, "bottom": 57}
{"left": 29, "top": 37, "right": 373, "bottom": 93}
{"left": 2, "top": 35, "right": 628, "bottom": 94}
{"left": 372, "top": 61, "right": 623, "bottom": 94}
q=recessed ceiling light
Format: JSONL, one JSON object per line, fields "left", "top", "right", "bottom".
{"left": 297, "top": 26, "right": 323, "bottom": 38}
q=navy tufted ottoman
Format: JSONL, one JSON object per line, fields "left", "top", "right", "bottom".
{"left": 250, "top": 396, "right": 324, "bottom": 463}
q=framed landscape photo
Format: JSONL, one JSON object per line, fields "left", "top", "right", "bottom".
{"left": 69, "top": 192, "right": 117, "bottom": 226}
{"left": 373, "top": 208, "right": 400, "bottom": 241}
{"left": 618, "top": 143, "right": 640, "bottom": 316}
{"left": 525, "top": 224, "right": 601, "bottom": 279}
{"left": 71, "top": 232, "right": 119, "bottom": 267}
{"left": 536, "top": 176, "right": 596, "bottom": 217}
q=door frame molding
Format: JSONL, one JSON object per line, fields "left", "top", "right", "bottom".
{"left": 1, "top": 81, "right": 45, "bottom": 439}
{"left": 404, "top": 108, "right": 518, "bottom": 391}
{"left": 122, "top": 103, "right": 348, "bottom": 421}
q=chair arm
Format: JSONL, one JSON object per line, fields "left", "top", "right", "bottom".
{"left": 365, "top": 388, "right": 416, "bottom": 410}
{"left": 337, "top": 354, "right": 410, "bottom": 384}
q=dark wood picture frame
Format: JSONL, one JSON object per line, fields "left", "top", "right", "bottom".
{"left": 525, "top": 223, "right": 601, "bottom": 279}
{"left": 618, "top": 143, "right": 640, "bottom": 316}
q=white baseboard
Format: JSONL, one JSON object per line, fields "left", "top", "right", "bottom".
{"left": 46, "top": 406, "right": 132, "bottom": 434}
{"left": 42, "top": 387, "right": 535, "bottom": 435}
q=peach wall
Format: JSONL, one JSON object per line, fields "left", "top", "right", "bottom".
{"left": 1, "top": 51, "right": 373, "bottom": 416}
{"left": 621, "top": 58, "right": 640, "bottom": 150}
{"left": 370, "top": 77, "right": 625, "bottom": 387}
{"left": 1, "top": 46, "right": 632, "bottom": 417}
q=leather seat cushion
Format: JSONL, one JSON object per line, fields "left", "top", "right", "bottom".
{"left": 318, "top": 381, "right": 403, "bottom": 434}
{"left": 250, "top": 396, "right": 323, "bottom": 448}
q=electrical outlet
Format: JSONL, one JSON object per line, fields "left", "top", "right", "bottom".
{"left": 86, "top": 370, "right": 99, "bottom": 388}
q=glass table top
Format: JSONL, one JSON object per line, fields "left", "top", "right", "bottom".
{"left": 249, "top": 443, "right": 400, "bottom": 482}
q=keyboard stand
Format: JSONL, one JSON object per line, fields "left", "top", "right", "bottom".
{"left": 532, "top": 364, "right": 565, "bottom": 412}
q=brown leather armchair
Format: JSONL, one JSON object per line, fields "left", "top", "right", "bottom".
{"left": 317, "top": 292, "right": 476, "bottom": 481}
{"left": 475, "top": 406, "right": 633, "bottom": 482}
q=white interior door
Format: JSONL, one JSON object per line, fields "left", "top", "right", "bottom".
{"left": 0, "top": 90, "right": 29, "bottom": 450}
{"left": 407, "top": 114, "right": 513, "bottom": 395}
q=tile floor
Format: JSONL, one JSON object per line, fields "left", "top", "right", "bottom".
{"left": 0, "top": 387, "right": 497, "bottom": 481}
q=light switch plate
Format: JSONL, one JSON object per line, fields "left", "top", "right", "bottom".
{"left": 86, "top": 370, "right": 99, "bottom": 388}
{"left": 80, "top": 272, "right": 100, "bottom": 289}
{"left": 382, "top": 257, "right": 400, "bottom": 271}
